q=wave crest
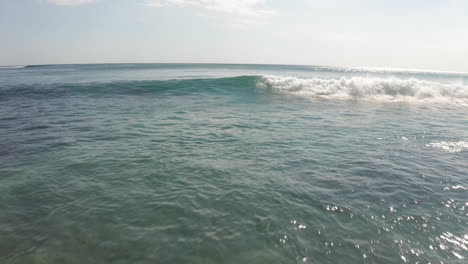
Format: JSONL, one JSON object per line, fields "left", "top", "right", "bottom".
{"left": 257, "top": 75, "right": 468, "bottom": 103}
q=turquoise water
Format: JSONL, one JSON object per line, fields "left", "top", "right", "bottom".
{"left": 0, "top": 64, "right": 467, "bottom": 263}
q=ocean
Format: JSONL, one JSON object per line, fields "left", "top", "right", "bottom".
{"left": 0, "top": 63, "right": 467, "bottom": 263}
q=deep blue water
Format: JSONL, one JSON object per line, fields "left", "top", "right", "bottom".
{"left": 0, "top": 64, "right": 467, "bottom": 263}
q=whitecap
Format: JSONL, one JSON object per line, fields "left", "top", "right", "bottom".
{"left": 426, "top": 141, "right": 468, "bottom": 153}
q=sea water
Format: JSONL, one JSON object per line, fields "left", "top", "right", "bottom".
{"left": 0, "top": 64, "right": 467, "bottom": 263}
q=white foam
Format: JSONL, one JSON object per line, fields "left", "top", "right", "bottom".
{"left": 426, "top": 141, "right": 468, "bottom": 153}
{"left": 444, "top": 185, "right": 466, "bottom": 191}
{"left": 257, "top": 75, "right": 468, "bottom": 104}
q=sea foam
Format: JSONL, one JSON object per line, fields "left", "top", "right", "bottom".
{"left": 258, "top": 75, "right": 468, "bottom": 103}
{"left": 426, "top": 141, "right": 468, "bottom": 153}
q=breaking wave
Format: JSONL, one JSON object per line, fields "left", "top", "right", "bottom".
{"left": 426, "top": 141, "right": 468, "bottom": 153}
{"left": 257, "top": 75, "right": 468, "bottom": 104}
{"left": 3, "top": 74, "right": 468, "bottom": 106}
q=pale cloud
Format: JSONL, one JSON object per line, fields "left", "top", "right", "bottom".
{"left": 47, "top": 0, "right": 96, "bottom": 6}
{"left": 145, "top": 1, "right": 164, "bottom": 7}
{"left": 144, "top": 0, "right": 200, "bottom": 7}
{"left": 145, "top": 0, "right": 277, "bottom": 17}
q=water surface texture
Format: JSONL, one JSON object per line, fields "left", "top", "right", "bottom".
{"left": 0, "top": 64, "right": 467, "bottom": 263}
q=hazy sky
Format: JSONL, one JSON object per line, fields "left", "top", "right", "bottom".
{"left": 1, "top": 0, "right": 467, "bottom": 71}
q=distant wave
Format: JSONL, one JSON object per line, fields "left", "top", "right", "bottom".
{"left": 24, "top": 64, "right": 55, "bottom": 68}
{"left": 426, "top": 141, "right": 468, "bottom": 153}
{"left": 0, "top": 65, "right": 25, "bottom": 70}
{"left": 4, "top": 63, "right": 468, "bottom": 76}
{"left": 340, "top": 66, "right": 468, "bottom": 77}
{"left": 0, "top": 64, "right": 59, "bottom": 70}
{"left": 257, "top": 75, "right": 468, "bottom": 104}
